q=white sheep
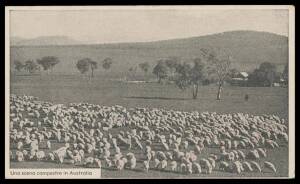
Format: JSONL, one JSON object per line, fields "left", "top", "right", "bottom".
{"left": 160, "top": 159, "right": 168, "bottom": 170}
{"left": 36, "top": 150, "right": 45, "bottom": 161}
{"left": 193, "top": 162, "right": 202, "bottom": 174}
{"left": 143, "top": 160, "right": 150, "bottom": 172}
{"left": 170, "top": 160, "right": 178, "bottom": 172}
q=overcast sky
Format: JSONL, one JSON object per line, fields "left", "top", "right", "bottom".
{"left": 9, "top": 7, "right": 289, "bottom": 43}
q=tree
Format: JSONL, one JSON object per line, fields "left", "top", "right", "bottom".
{"left": 14, "top": 60, "right": 24, "bottom": 72}
{"left": 76, "top": 58, "right": 98, "bottom": 78}
{"left": 102, "top": 57, "right": 113, "bottom": 70}
{"left": 174, "top": 58, "right": 208, "bottom": 99}
{"left": 165, "top": 57, "right": 181, "bottom": 80}
{"left": 229, "top": 68, "right": 240, "bottom": 78}
{"left": 24, "top": 60, "right": 40, "bottom": 74}
{"left": 128, "top": 66, "right": 138, "bottom": 79}
{"left": 152, "top": 60, "right": 169, "bottom": 83}
{"left": 138, "top": 62, "right": 150, "bottom": 80}
{"left": 201, "top": 49, "right": 232, "bottom": 100}
{"left": 36, "top": 56, "right": 60, "bottom": 74}
{"left": 89, "top": 60, "right": 98, "bottom": 78}
{"left": 248, "top": 62, "right": 279, "bottom": 87}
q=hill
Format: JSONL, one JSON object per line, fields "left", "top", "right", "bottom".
{"left": 10, "top": 36, "right": 82, "bottom": 46}
{"left": 10, "top": 30, "right": 288, "bottom": 77}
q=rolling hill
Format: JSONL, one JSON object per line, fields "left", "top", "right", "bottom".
{"left": 10, "top": 30, "right": 288, "bottom": 77}
{"left": 10, "top": 36, "right": 83, "bottom": 46}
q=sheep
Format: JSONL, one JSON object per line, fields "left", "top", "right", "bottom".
{"left": 104, "top": 158, "right": 112, "bottom": 168}
{"left": 193, "top": 162, "right": 202, "bottom": 174}
{"left": 256, "top": 148, "right": 267, "bottom": 158}
{"left": 17, "top": 141, "right": 23, "bottom": 150}
{"left": 15, "top": 151, "right": 24, "bottom": 162}
{"left": 247, "top": 150, "right": 260, "bottom": 159}
{"left": 127, "top": 153, "right": 137, "bottom": 169}
{"left": 143, "top": 160, "right": 150, "bottom": 172}
{"left": 200, "top": 159, "right": 212, "bottom": 174}
{"left": 237, "top": 150, "right": 246, "bottom": 160}
{"left": 264, "top": 161, "right": 277, "bottom": 173}
{"left": 73, "top": 153, "right": 82, "bottom": 164}
{"left": 186, "top": 162, "right": 193, "bottom": 174}
{"left": 232, "top": 161, "right": 243, "bottom": 174}
{"left": 36, "top": 151, "right": 45, "bottom": 161}
{"left": 47, "top": 153, "right": 55, "bottom": 161}
{"left": 242, "top": 161, "right": 253, "bottom": 172}
{"left": 84, "top": 157, "right": 95, "bottom": 167}
{"left": 94, "top": 158, "right": 102, "bottom": 168}
{"left": 219, "top": 161, "right": 229, "bottom": 171}
{"left": 115, "top": 158, "right": 126, "bottom": 170}
{"left": 46, "top": 140, "right": 51, "bottom": 149}
{"left": 160, "top": 159, "right": 168, "bottom": 170}
{"left": 250, "top": 161, "right": 262, "bottom": 172}
{"left": 170, "top": 160, "right": 178, "bottom": 172}
{"left": 154, "top": 158, "right": 160, "bottom": 169}
{"left": 207, "top": 157, "right": 216, "bottom": 169}
{"left": 9, "top": 95, "right": 288, "bottom": 177}
{"left": 180, "top": 163, "right": 187, "bottom": 173}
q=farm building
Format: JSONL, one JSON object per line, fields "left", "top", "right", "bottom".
{"left": 230, "top": 72, "right": 249, "bottom": 86}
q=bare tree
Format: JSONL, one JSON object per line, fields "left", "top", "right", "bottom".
{"left": 201, "top": 49, "right": 232, "bottom": 100}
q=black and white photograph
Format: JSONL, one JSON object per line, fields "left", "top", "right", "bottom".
{"left": 5, "top": 6, "right": 295, "bottom": 179}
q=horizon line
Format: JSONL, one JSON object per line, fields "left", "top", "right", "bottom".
{"left": 10, "top": 29, "right": 288, "bottom": 46}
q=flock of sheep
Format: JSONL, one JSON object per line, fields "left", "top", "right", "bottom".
{"left": 9, "top": 94, "right": 288, "bottom": 176}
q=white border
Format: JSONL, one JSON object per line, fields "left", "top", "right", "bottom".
{"left": 5, "top": 5, "right": 295, "bottom": 179}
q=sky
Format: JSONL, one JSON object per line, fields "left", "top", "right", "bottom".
{"left": 9, "top": 7, "right": 289, "bottom": 44}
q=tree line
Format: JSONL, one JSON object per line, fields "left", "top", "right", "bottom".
{"left": 13, "top": 56, "right": 113, "bottom": 77}
{"left": 13, "top": 48, "right": 288, "bottom": 100}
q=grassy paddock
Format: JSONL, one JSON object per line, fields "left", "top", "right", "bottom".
{"left": 11, "top": 75, "right": 288, "bottom": 119}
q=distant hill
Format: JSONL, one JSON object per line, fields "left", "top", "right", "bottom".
{"left": 10, "top": 36, "right": 83, "bottom": 46}
{"left": 10, "top": 30, "right": 288, "bottom": 77}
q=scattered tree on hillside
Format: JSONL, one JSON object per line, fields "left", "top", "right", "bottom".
{"left": 102, "top": 57, "right": 113, "bottom": 70}
{"left": 76, "top": 58, "right": 98, "bottom": 78}
{"left": 138, "top": 62, "right": 150, "bottom": 80}
{"left": 24, "top": 60, "right": 40, "bottom": 74}
{"left": 14, "top": 60, "right": 24, "bottom": 72}
{"left": 174, "top": 58, "right": 208, "bottom": 99}
{"left": 36, "top": 56, "right": 60, "bottom": 74}
{"left": 152, "top": 60, "right": 169, "bottom": 83}
{"left": 248, "top": 62, "right": 279, "bottom": 87}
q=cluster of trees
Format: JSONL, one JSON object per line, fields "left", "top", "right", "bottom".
{"left": 14, "top": 49, "right": 288, "bottom": 100}
{"left": 76, "top": 57, "right": 113, "bottom": 78}
{"left": 14, "top": 56, "right": 60, "bottom": 74}
{"left": 152, "top": 49, "right": 232, "bottom": 100}
{"left": 150, "top": 50, "right": 288, "bottom": 99}
{"left": 248, "top": 62, "right": 288, "bottom": 87}
{"left": 14, "top": 56, "right": 114, "bottom": 78}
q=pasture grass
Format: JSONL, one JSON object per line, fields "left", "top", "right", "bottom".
{"left": 10, "top": 75, "right": 288, "bottom": 119}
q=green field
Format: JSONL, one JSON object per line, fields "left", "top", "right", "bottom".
{"left": 10, "top": 74, "right": 289, "bottom": 178}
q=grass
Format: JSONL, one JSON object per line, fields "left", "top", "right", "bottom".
{"left": 9, "top": 74, "right": 289, "bottom": 178}
{"left": 10, "top": 74, "right": 288, "bottom": 119}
